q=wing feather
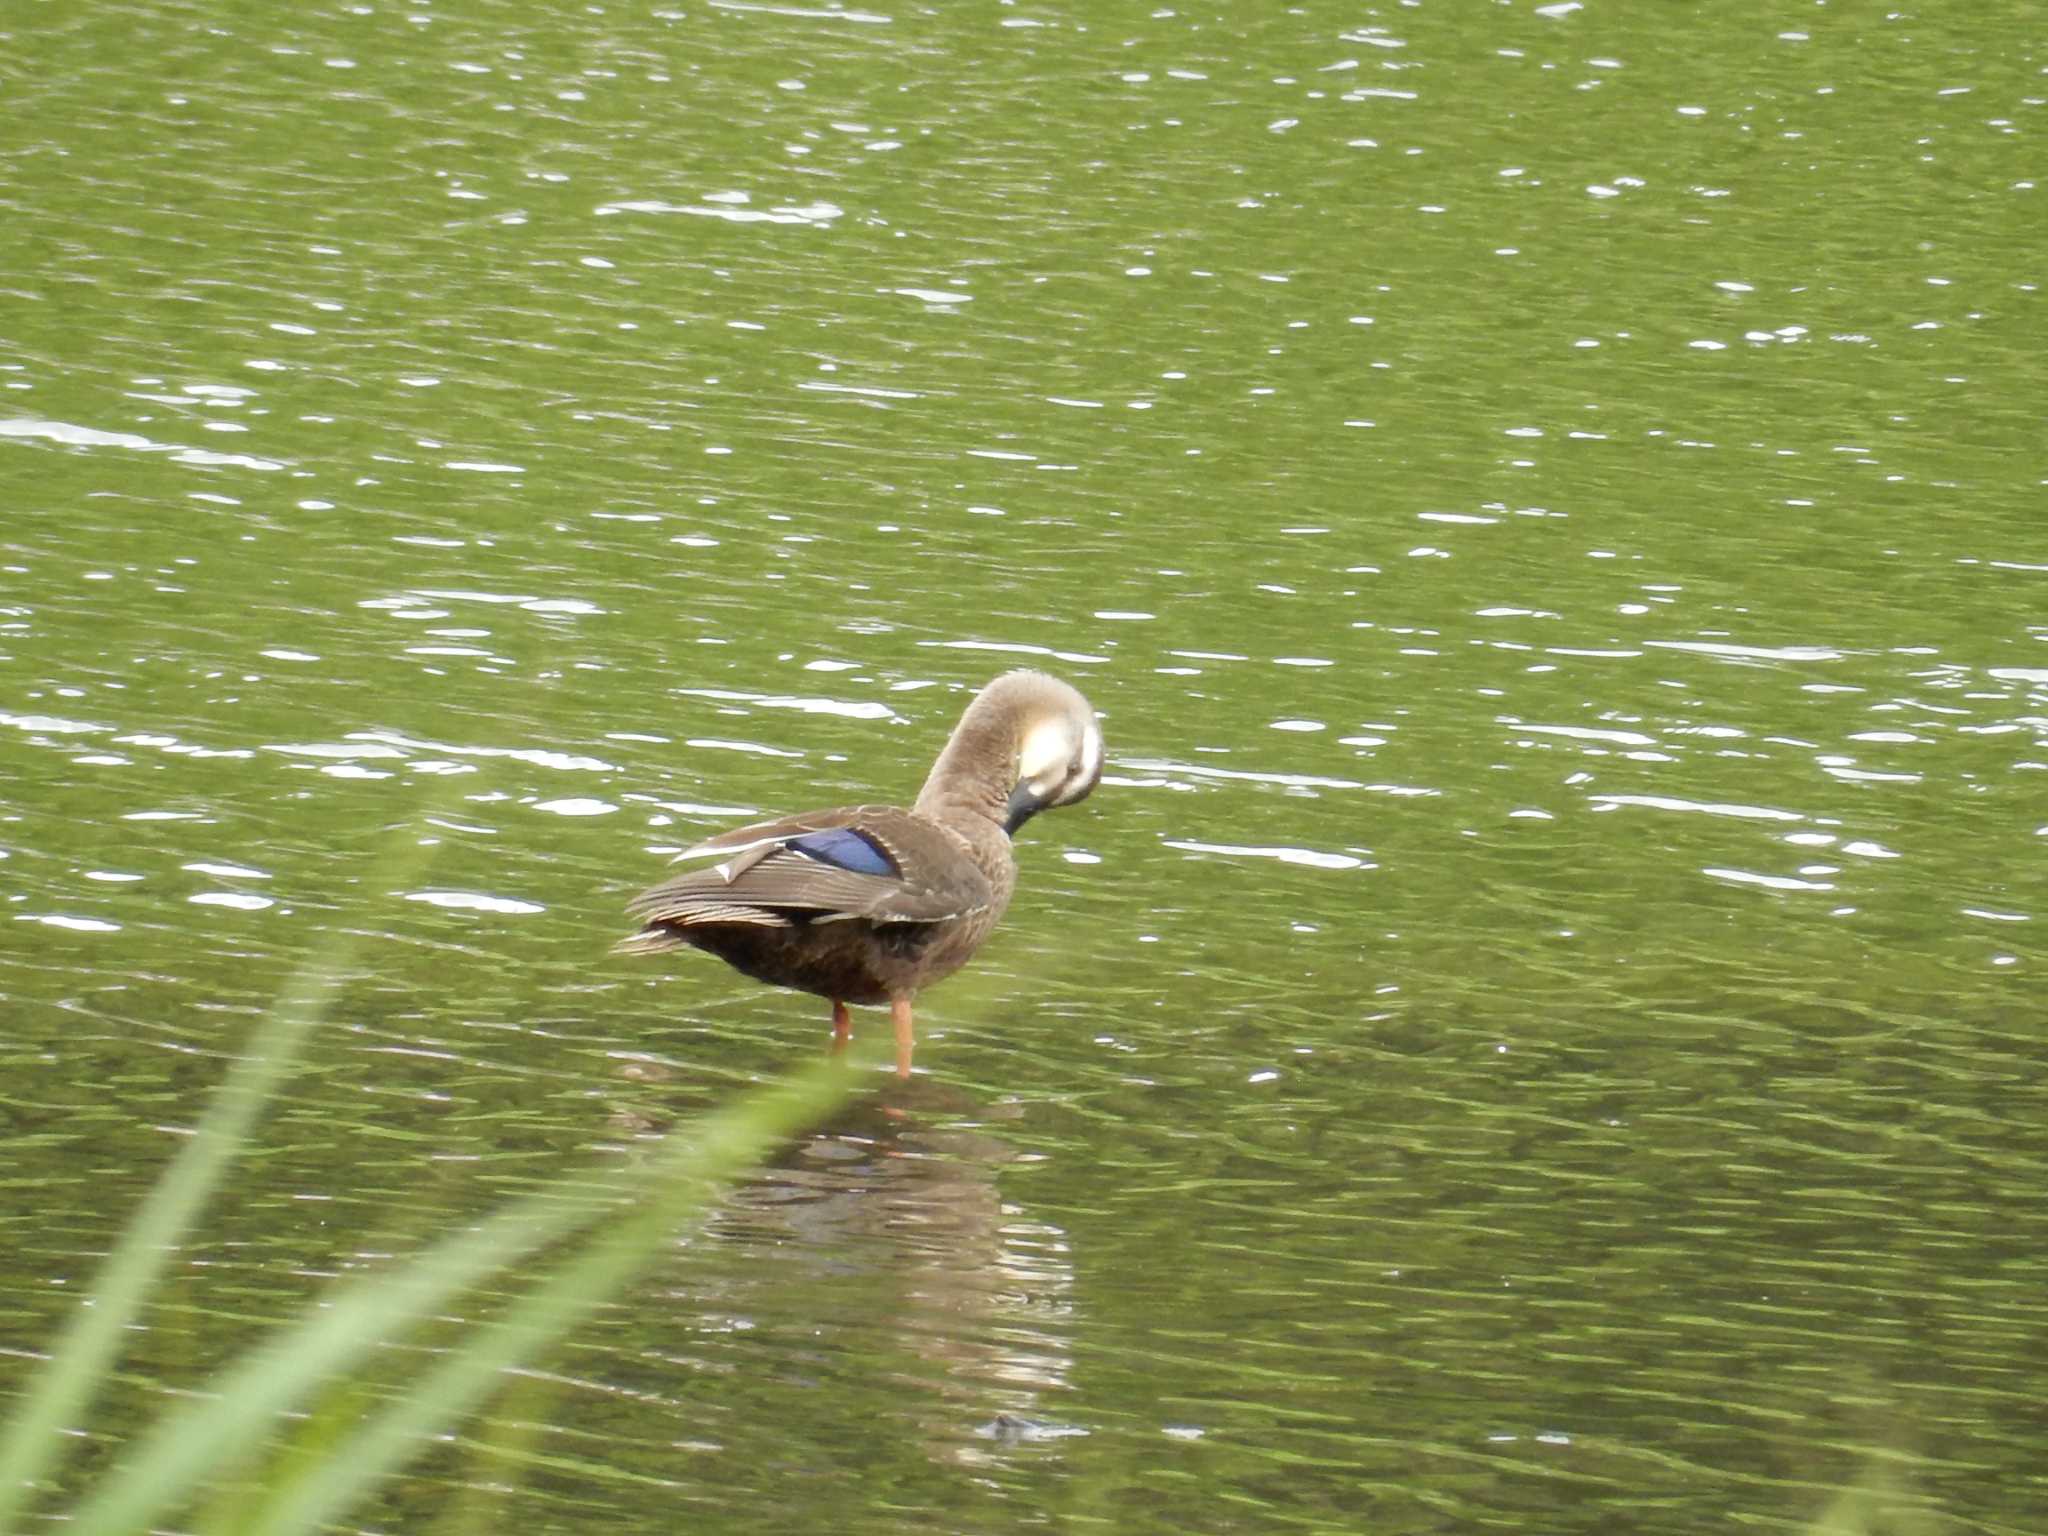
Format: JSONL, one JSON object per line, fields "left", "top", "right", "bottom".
{"left": 623, "top": 804, "right": 993, "bottom": 929}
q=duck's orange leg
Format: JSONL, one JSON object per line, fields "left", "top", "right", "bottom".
{"left": 829, "top": 999, "right": 852, "bottom": 1056}
{"left": 890, "top": 996, "right": 915, "bottom": 1080}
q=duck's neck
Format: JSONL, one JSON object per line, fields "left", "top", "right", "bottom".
{"left": 912, "top": 702, "right": 1013, "bottom": 834}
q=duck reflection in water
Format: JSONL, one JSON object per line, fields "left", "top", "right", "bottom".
{"left": 616, "top": 671, "right": 1103, "bottom": 1079}
{"left": 679, "top": 1080, "right": 1083, "bottom": 1465}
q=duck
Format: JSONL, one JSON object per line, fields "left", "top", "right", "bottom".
{"left": 615, "top": 670, "right": 1103, "bottom": 1078}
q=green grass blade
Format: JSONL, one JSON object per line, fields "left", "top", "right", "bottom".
{"left": 59, "top": 1057, "right": 859, "bottom": 1536}
{"left": 247, "top": 1060, "right": 856, "bottom": 1536}
{"left": 0, "top": 833, "right": 438, "bottom": 1533}
{"left": 58, "top": 1161, "right": 626, "bottom": 1536}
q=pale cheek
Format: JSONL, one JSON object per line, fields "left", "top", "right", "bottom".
{"left": 1017, "top": 724, "right": 1074, "bottom": 785}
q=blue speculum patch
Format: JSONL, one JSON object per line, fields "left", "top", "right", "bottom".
{"left": 786, "top": 826, "right": 899, "bottom": 878}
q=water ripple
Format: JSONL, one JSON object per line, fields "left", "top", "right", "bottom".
{"left": 1163, "top": 839, "right": 1371, "bottom": 872}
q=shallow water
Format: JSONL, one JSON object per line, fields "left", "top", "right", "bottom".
{"left": 4, "top": 2, "right": 2044, "bottom": 1531}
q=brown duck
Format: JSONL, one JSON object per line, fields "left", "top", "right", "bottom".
{"left": 616, "top": 670, "right": 1103, "bottom": 1077}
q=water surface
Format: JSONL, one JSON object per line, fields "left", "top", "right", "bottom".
{"left": 4, "top": 2, "right": 2043, "bottom": 1531}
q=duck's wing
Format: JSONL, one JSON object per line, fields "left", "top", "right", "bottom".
{"left": 619, "top": 804, "right": 994, "bottom": 939}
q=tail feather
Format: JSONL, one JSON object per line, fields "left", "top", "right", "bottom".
{"left": 612, "top": 903, "right": 794, "bottom": 958}
{"left": 611, "top": 928, "right": 686, "bottom": 957}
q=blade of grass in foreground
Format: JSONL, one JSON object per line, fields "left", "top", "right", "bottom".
{"left": 0, "top": 830, "right": 439, "bottom": 1534}
{"left": 246, "top": 1059, "right": 859, "bottom": 1536}
{"left": 60, "top": 1054, "right": 862, "bottom": 1536}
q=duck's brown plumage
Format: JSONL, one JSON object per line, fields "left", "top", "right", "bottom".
{"left": 616, "top": 670, "right": 1103, "bottom": 1076}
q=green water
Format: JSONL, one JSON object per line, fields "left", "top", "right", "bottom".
{"left": 4, "top": 1, "right": 2044, "bottom": 1530}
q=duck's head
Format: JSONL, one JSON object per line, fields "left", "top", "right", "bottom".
{"left": 919, "top": 670, "right": 1104, "bottom": 835}
{"left": 1003, "top": 672, "right": 1105, "bottom": 833}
